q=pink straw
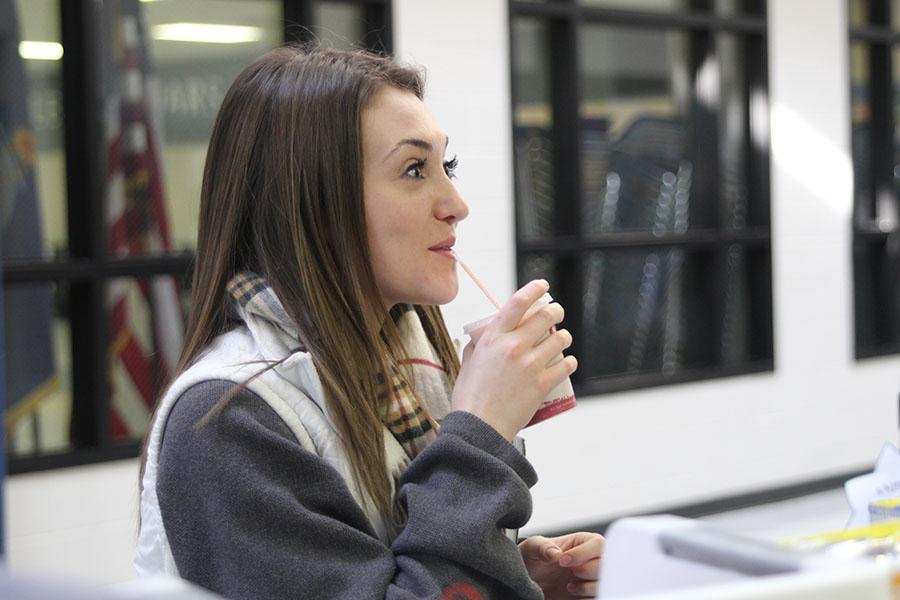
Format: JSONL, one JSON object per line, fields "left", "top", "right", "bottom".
{"left": 452, "top": 251, "right": 502, "bottom": 310}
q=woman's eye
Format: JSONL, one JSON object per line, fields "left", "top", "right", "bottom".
{"left": 404, "top": 161, "right": 426, "bottom": 179}
{"left": 443, "top": 156, "right": 458, "bottom": 179}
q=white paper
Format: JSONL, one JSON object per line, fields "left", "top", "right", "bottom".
{"left": 844, "top": 443, "right": 900, "bottom": 527}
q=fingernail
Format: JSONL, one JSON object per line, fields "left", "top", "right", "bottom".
{"left": 559, "top": 554, "right": 573, "bottom": 566}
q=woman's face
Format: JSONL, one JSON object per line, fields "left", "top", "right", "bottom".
{"left": 362, "top": 85, "right": 469, "bottom": 310}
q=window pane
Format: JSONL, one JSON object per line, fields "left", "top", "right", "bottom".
{"left": 314, "top": 2, "right": 366, "bottom": 50}
{"left": 107, "top": 275, "right": 188, "bottom": 443}
{"left": 719, "top": 34, "right": 750, "bottom": 229}
{"left": 5, "top": 0, "right": 66, "bottom": 261}
{"left": 850, "top": 0, "right": 869, "bottom": 28}
{"left": 521, "top": 253, "right": 560, "bottom": 293}
{"left": 854, "top": 237, "right": 900, "bottom": 350}
{"left": 715, "top": 0, "right": 765, "bottom": 16}
{"left": 720, "top": 243, "right": 756, "bottom": 365}
{"left": 580, "top": 247, "right": 717, "bottom": 379}
{"left": 5, "top": 282, "right": 74, "bottom": 458}
{"left": 580, "top": 26, "right": 700, "bottom": 235}
{"left": 102, "top": 0, "right": 282, "bottom": 256}
{"left": 512, "top": 18, "right": 556, "bottom": 241}
{"left": 893, "top": 46, "right": 900, "bottom": 228}
{"left": 851, "top": 43, "right": 874, "bottom": 225}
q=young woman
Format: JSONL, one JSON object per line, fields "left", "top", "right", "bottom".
{"left": 135, "top": 45, "right": 603, "bottom": 599}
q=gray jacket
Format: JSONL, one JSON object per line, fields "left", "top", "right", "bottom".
{"left": 135, "top": 298, "right": 543, "bottom": 599}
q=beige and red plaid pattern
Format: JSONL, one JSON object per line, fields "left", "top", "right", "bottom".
{"left": 228, "top": 272, "right": 445, "bottom": 461}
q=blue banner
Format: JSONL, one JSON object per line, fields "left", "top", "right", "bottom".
{"left": 0, "top": 1, "right": 57, "bottom": 447}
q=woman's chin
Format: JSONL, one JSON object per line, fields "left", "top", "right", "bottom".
{"left": 415, "top": 279, "right": 459, "bottom": 306}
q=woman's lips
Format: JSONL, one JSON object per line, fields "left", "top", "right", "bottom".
{"left": 429, "top": 247, "right": 455, "bottom": 259}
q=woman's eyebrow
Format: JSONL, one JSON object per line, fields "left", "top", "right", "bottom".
{"left": 382, "top": 136, "right": 450, "bottom": 163}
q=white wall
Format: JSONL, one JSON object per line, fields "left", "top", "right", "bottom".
{"left": 394, "top": 0, "right": 518, "bottom": 328}
{"left": 5, "top": 460, "right": 140, "bottom": 584}
{"left": 5, "top": 0, "right": 899, "bottom": 583}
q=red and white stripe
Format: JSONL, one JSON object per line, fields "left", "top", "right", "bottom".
{"left": 106, "top": 12, "right": 183, "bottom": 439}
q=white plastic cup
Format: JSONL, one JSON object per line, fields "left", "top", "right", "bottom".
{"left": 462, "top": 293, "right": 576, "bottom": 427}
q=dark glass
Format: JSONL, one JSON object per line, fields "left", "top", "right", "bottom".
{"left": 892, "top": 47, "right": 900, "bottom": 231}
{"left": 107, "top": 275, "right": 189, "bottom": 443}
{"left": 579, "top": 26, "right": 699, "bottom": 235}
{"left": 855, "top": 237, "right": 900, "bottom": 350}
{"left": 580, "top": 247, "right": 717, "bottom": 379}
{"left": 521, "top": 253, "right": 560, "bottom": 293}
{"left": 103, "top": 0, "right": 282, "bottom": 256}
{"left": 850, "top": 0, "right": 869, "bottom": 28}
{"left": 6, "top": 0, "right": 66, "bottom": 260}
{"left": 314, "top": 2, "right": 367, "bottom": 50}
{"left": 5, "top": 282, "right": 73, "bottom": 458}
{"left": 851, "top": 44, "right": 875, "bottom": 226}
{"left": 719, "top": 243, "right": 751, "bottom": 364}
{"left": 512, "top": 18, "right": 556, "bottom": 241}
{"left": 719, "top": 34, "right": 750, "bottom": 229}
{"left": 717, "top": 0, "right": 765, "bottom": 16}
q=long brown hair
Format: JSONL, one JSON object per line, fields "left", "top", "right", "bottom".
{"left": 141, "top": 45, "right": 460, "bottom": 518}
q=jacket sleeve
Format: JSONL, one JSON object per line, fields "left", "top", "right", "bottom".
{"left": 156, "top": 380, "right": 543, "bottom": 600}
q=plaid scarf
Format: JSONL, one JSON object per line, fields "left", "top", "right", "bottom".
{"left": 227, "top": 272, "right": 451, "bottom": 461}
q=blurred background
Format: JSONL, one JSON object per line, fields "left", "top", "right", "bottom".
{"left": 0, "top": 0, "right": 896, "bottom": 586}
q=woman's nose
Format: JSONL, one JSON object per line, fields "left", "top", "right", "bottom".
{"left": 437, "top": 182, "right": 469, "bottom": 224}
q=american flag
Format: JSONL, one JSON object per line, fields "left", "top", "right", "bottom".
{"left": 104, "top": 1, "right": 184, "bottom": 440}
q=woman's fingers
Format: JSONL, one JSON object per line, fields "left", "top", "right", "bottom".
{"left": 515, "top": 301, "right": 565, "bottom": 344}
{"left": 533, "top": 328, "right": 573, "bottom": 368}
{"left": 494, "top": 280, "right": 549, "bottom": 333}
{"left": 518, "top": 536, "right": 561, "bottom": 563}
{"left": 565, "top": 579, "right": 598, "bottom": 598}
{"left": 539, "top": 355, "right": 578, "bottom": 391}
{"left": 556, "top": 532, "right": 605, "bottom": 568}
{"left": 570, "top": 557, "right": 601, "bottom": 581}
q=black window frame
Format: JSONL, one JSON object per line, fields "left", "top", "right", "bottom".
{"left": 5, "top": 0, "right": 392, "bottom": 474}
{"left": 849, "top": 0, "right": 900, "bottom": 359}
{"left": 509, "top": 0, "right": 773, "bottom": 397}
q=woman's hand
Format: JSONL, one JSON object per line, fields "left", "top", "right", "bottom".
{"left": 450, "top": 279, "right": 577, "bottom": 441}
{"left": 519, "top": 532, "right": 605, "bottom": 599}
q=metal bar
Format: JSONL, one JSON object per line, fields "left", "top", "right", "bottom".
{"left": 7, "top": 441, "right": 142, "bottom": 475}
{"left": 511, "top": 2, "right": 765, "bottom": 33}
{"left": 857, "top": 341, "right": 900, "bottom": 359}
{"left": 869, "top": 41, "right": 897, "bottom": 342}
{"left": 849, "top": 29, "right": 900, "bottom": 43}
{"left": 283, "top": 0, "right": 315, "bottom": 44}
{"left": 746, "top": 34, "right": 770, "bottom": 231}
{"left": 518, "top": 227, "right": 771, "bottom": 252}
{"left": 61, "top": 0, "right": 107, "bottom": 449}
{"left": 3, "top": 254, "right": 194, "bottom": 283}
{"left": 743, "top": 33, "right": 773, "bottom": 362}
{"left": 547, "top": 13, "right": 585, "bottom": 378}
{"left": 508, "top": 11, "right": 525, "bottom": 290}
{"left": 575, "top": 358, "right": 773, "bottom": 396}
{"left": 362, "top": 0, "right": 392, "bottom": 54}
{"left": 855, "top": 228, "right": 893, "bottom": 240}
